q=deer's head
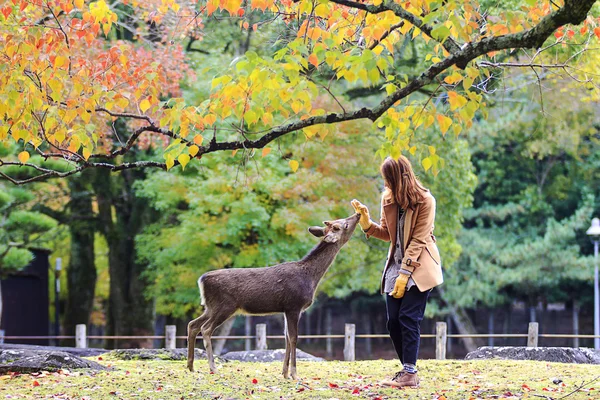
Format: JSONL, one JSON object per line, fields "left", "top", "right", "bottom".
{"left": 308, "top": 213, "right": 361, "bottom": 245}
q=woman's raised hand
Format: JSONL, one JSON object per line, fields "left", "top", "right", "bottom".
{"left": 351, "top": 199, "right": 372, "bottom": 230}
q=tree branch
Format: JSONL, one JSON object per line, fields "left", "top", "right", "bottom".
{"left": 327, "top": 0, "right": 462, "bottom": 56}
{"left": 1, "top": 0, "right": 596, "bottom": 184}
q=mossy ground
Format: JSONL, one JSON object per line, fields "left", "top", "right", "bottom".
{"left": 0, "top": 356, "right": 598, "bottom": 399}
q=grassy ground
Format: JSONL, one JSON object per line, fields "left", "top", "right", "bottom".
{"left": 0, "top": 356, "right": 598, "bottom": 399}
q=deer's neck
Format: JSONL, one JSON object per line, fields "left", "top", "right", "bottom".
{"left": 300, "top": 241, "right": 341, "bottom": 286}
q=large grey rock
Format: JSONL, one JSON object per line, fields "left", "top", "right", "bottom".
{"left": 0, "top": 343, "right": 107, "bottom": 357}
{"left": 465, "top": 346, "right": 600, "bottom": 364}
{"left": 0, "top": 349, "right": 109, "bottom": 373}
{"left": 222, "top": 349, "right": 324, "bottom": 362}
{"left": 107, "top": 348, "right": 214, "bottom": 361}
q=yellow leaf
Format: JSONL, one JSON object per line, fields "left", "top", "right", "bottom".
{"left": 289, "top": 159, "right": 299, "bottom": 172}
{"left": 83, "top": 148, "right": 91, "bottom": 160}
{"left": 447, "top": 91, "right": 467, "bottom": 110}
{"left": 75, "top": 0, "right": 84, "bottom": 9}
{"left": 193, "top": 134, "right": 204, "bottom": 145}
{"left": 189, "top": 145, "right": 199, "bottom": 157}
{"left": 444, "top": 72, "right": 462, "bottom": 85}
{"left": 409, "top": 146, "right": 417, "bottom": 155}
{"left": 422, "top": 157, "right": 432, "bottom": 171}
{"left": 204, "top": 114, "right": 217, "bottom": 126}
{"left": 436, "top": 114, "right": 452, "bottom": 135}
{"left": 18, "top": 151, "right": 30, "bottom": 164}
{"left": 140, "top": 99, "right": 151, "bottom": 113}
{"left": 54, "top": 56, "right": 66, "bottom": 68}
{"left": 165, "top": 155, "right": 175, "bottom": 170}
{"left": 262, "top": 147, "right": 271, "bottom": 157}
{"left": 178, "top": 153, "right": 190, "bottom": 170}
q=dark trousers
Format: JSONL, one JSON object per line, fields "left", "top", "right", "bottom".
{"left": 385, "top": 286, "right": 431, "bottom": 365}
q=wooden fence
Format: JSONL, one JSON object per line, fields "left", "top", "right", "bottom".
{"left": 2, "top": 322, "right": 599, "bottom": 361}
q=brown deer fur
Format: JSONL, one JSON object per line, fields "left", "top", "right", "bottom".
{"left": 187, "top": 212, "right": 360, "bottom": 378}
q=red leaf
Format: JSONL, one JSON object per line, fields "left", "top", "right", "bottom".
{"left": 521, "top": 384, "right": 531, "bottom": 392}
{"left": 352, "top": 388, "right": 360, "bottom": 394}
{"left": 296, "top": 388, "right": 305, "bottom": 392}
{"left": 157, "top": 386, "right": 162, "bottom": 391}
{"left": 567, "top": 29, "right": 575, "bottom": 39}
{"left": 97, "top": 357, "right": 103, "bottom": 361}
{"left": 328, "top": 382, "right": 339, "bottom": 388}
{"left": 237, "top": 8, "right": 244, "bottom": 17}
{"left": 109, "top": 391, "right": 117, "bottom": 395}
{"left": 32, "top": 381, "right": 40, "bottom": 387}
{"left": 252, "top": 378, "right": 258, "bottom": 384}
{"left": 1, "top": 7, "right": 12, "bottom": 19}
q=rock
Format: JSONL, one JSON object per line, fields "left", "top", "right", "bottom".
{"left": 107, "top": 348, "right": 213, "bottom": 361}
{"left": 0, "top": 343, "right": 108, "bottom": 357}
{"left": 222, "top": 349, "right": 324, "bottom": 362}
{"left": 465, "top": 346, "right": 600, "bottom": 364}
{"left": 0, "top": 349, "right": 109, "bottom": 374}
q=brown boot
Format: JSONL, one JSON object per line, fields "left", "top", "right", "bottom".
{"left": 383, "top": 370, "right": 419, "bottom": 388}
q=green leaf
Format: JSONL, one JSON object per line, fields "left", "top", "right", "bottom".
{"left": 430, "top": 26, "right": 451, "bottom": 43}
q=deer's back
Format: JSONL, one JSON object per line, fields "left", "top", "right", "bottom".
{"left": 199, "top": 263, "right": 316, "bottom": 314}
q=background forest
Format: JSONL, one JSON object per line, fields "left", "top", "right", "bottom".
{"left": 1, "top": 0, "right": 599, "bottom": 359}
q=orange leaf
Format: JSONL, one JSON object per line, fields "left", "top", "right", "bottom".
{"left": 261, "top": 147, "right": 271, "bottom": 157}
{"left": 308, "top": 53, "right": 318, "bottom": 67}
{"left": 193, "top": 134, "right": 204, "bottom": 145}
{"left": 232, "top": 149, "right": 238, "bottom": 157}
{"left": 594, "top": 27, "right": 600, "bottom": 40}
{"left": 18, "top": 151, "right": 30, "bottom": 164}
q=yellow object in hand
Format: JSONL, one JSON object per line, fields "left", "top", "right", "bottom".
{"left": 390, "top": 273, "right": 410, "bottom": 299}
{"left": 351, "top": 199, "right": 372, "bottom": 230}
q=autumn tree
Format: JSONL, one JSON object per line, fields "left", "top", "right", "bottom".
{"left": 1, "top": 0, "right": 599, "bottom": 183}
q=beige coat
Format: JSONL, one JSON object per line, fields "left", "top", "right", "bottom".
{"left": 364, "top": 190, "right": 443, "bottom": 293}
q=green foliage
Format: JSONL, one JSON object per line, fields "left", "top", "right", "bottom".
{"left": 440, "top": 85, "right": 600, "bottom": 311}
{"left": 0, "top": 183, "right": 58, "bottom": 278}
{"left": 136, "top": 117, "right": 384, "bottom": 318}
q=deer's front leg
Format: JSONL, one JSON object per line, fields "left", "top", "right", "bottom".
{"left": 286, "top": 311, "right": 300, "bottom": 380}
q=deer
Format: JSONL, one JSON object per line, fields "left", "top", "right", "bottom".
{"left": 187, "top": 212, "right": 361, "bottom": 379}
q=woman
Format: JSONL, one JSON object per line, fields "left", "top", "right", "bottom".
{"left": 351, "top": 155, "right": 443, "bottom": 388}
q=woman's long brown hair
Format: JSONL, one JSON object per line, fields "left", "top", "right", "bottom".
{"left": 380, "top": 156, "right": 428, "bottom": 210}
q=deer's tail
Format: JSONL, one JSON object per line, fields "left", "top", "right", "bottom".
{"left": 198, "top": 275, "right": 207, "bottom": 307}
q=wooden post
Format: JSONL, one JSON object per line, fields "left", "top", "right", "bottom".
{"left": 256, "top": 324, "right": 267, "bottom": 350}
{"left": 75, "top": 324, "right": 87, "bottom": 349}
{"left": 165, "top": 325, "right": 176, "bottom": 349}
{"left": 245, "top": 316, "right": 252, "bottom": 351}
{"left": 527, "top": 322, "right": 539, "bottom": 347}
{"left": 435, "top": 322, "right": 447, "bottom": 360}
{"left": 343, "top": 324, "right": 355, "bottom": 361}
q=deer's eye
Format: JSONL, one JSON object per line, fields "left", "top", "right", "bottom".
{"left": 344, "top": 223, "right": 349, "bottom": 229}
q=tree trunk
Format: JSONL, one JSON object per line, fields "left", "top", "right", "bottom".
{"left": 63, "top": 172, "right": 97, "bottom": 345}
{"left": 438, "top": 288, "right": 482, "bottom": 353}
{"left": 94, "top": 167, "right": 154, "bottom": 348}
{"left": 213, "top": 317, "right": 236, "bottom": 355}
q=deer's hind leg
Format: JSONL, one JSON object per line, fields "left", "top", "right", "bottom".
{"left": 201, "top": 306, "right": 237, "bottom": 373}
{"left": 187, "top": 312, "right": 209, "bottom": 372}
{"left": 283, "top": 310, "right": 301, "bottom": 380}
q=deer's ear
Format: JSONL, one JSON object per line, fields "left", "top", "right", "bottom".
{"left": 323, "top": 221, "right": 333, "bottom": 227}
{"left": 308, "top": 226, "right": 326, "bottom": 237}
